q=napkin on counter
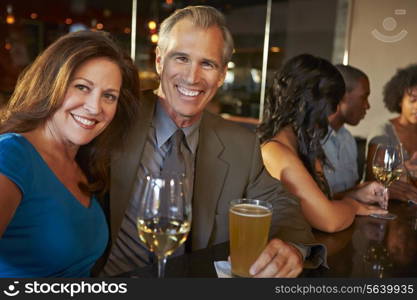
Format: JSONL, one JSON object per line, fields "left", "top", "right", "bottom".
{"left": 214, "top": 261, "right": 232, "bottom": 278}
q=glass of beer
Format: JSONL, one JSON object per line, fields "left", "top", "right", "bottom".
{"left": 229, "top": 198, "right": 273, "bottom": 277}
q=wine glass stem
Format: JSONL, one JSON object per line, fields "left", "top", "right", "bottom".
{"left": 383, "top": 187, "right": 389, "bottom": 210}
{"left": 157, "top": 256, "right": 167, "bottom": 278}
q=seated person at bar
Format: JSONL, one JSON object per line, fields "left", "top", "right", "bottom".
{"left": 258, "top": 54, "right": 387, "bottom": 233}
{"left": 322, "top": 65, "right": 370, "bottom": 195}
{"left": 102, "top": 6, "right": 325, "bottom": 278}
{"left": 0, "top": 31, "right": 140, "bottom": 277}
{"left": 366, "top": 64, "right": 417, "bottom": 201}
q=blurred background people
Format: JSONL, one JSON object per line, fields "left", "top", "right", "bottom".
{"left": 0, "top": 30, "right": 140, "bottom": 277}
{"left": 322, "top": 65, "right": 370, "bottom": 196}
{"left": 258, "top": 54, "right": 387, "bottom": 233}
{"left": 366, "top": 64, "right": 417, "bottom": 201}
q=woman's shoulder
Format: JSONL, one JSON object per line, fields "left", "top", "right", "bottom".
{"left": 367, "top": 119, "right": 397, "bottom": 145}
{"left": 264, "top": 126, "right": 298, "bottom": 151}
{"left": 0, "top": 132, "right": 28, "bottom": 143}
{"left": 0, "top": 133, "right": 36, "bottom": 196}
{"left": 0, "top": 133, "right": 32, "bottom": 152}
{"left": 261, "top": 131, "right": 300, "bottom": 167}
{"left": 0, "top": 132, "right": 21, "bottom": 141}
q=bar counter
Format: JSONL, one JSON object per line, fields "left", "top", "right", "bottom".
{"left": 118, "top": 200, "right": 417, "bottom": 278}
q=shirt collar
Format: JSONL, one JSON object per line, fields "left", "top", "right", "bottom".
{"left": 153, "top": 99, "right": 201, "bottom": 154}
{"left": 327, "top": 125, "right": 348, "bottom": 138}
{"left": 333, "top": 125, "right": 348, "bottom": 137}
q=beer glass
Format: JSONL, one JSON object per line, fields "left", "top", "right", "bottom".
{"left": 229, "top": 199, "right": 272, "bottom": 277}
{"left": 137, "top": 173, "right": 191, "bottom": 278}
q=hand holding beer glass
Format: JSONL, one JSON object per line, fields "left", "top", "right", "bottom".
{"left": 229, "top": 199, "right": 273, "bottom": 277}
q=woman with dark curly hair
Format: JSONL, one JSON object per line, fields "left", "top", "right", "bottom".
{"left": 0, "top": 30, "right": 140, "bottom": 277}
{"left": 258, "top": 54, "right": 387, "bottom": 233}
{"left": 366, "top": 64, "right": 417, "bottom": 201}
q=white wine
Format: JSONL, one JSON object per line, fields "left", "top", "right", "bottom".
{"left": 372, "top": 166, "right": 403, "bottom": 187}
{"left": 137, "top": 217, "right": 190, "bottom": 258}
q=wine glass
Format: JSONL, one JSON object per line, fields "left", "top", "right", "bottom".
{"left": 371, "top": 144, "right": 404, "bottom": 220}
{"left": 136, "top": 173, "right": 191, "bottom": 278}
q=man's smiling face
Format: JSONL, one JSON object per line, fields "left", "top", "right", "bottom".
{"left": 155, "top": 18, "right": 227, "bottom": 127}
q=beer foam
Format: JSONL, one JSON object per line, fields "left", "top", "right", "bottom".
{"left": 230, "top": 203, "right": 272, "bottom": 217}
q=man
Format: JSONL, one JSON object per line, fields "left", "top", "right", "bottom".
{"left": 323, "top": 64, "right": 370, "bottom": 195}
{"left": 102, "top": 6, "right": 324, "bottom": 278}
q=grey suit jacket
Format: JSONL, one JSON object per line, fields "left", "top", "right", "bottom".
{"left": 109, "top": 90, "right": 323, "bottom": 261}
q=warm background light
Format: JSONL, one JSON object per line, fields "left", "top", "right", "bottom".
{"left": 151, "top": 33, "right": 159, "bottom": 43}
{"left": 148, "top": 20, "right": 157, "bottom": 30}
{"left": 6, "top": 4, "right": 15, "bottom": 24}
{"left": 6, "top": 15, "right": 15, "bottom": 24}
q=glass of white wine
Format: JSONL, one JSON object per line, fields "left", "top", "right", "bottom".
{"left": 371, "top": 144, "right": 404, "bottom": 220}
{"left": 136, "top": 173, "right": 191, "bottom": 278}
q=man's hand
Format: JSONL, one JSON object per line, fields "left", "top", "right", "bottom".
{"left": 249, "top": 239, "right": 303, "bottom": 278}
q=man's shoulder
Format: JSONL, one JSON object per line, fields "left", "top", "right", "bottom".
{"left": 209, "top": 113, "right": 250, "bottom": 132}
{"left": 339, "top": 126, "right": 355, "bottom": 141}
{"left": 203, "top": 111, "right": 256, "bottom": 136}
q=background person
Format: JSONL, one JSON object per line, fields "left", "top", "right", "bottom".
{"left": 323, "top": 64, "right": 371, "bottom": 195}
{"left": 366, "top": 64, "right": 417, "bottom": 201}
{"left": 0, "top": 30, "right": 140, "bottom": 277}
{"left": 258, "top": 54, "right": 387, "bottom": 233}
{"left": 102, "top": 6, "right": 325, "bottom": 278}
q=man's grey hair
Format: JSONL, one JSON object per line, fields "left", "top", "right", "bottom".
{"left": 158, "top": 5, "right": 234, "bottom": 66}
{"left": 334, "top": 64, "right": 368, "bottom": 92}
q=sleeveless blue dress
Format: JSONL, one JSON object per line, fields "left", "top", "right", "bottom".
{"left": 0, "top": 133, "right": 109, "bottom": 277}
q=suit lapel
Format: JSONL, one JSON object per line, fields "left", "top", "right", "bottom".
{"left": 193, "top": 112, "right": 229, "bottom": 249}
{"left": 109, "top": 91, "right": 156, "bottom": 243}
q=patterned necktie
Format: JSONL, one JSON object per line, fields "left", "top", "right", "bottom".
{"left": 162, "top": 129, "right": 186, "bottom": 175}
{"left": 103, "top": 130, "right": 190, "bottom": 276}
{"left": 162, "top": 129, "right": 193, "bottom": 252}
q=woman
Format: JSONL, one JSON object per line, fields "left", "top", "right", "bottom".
{"left": 0, "top": 30, "right": 140, "bottom": 277}
{"left": 366, "top": 64, "right": 417, "bottom": 201}
{"left": 258, "top": 54, "right": 386, "bottom": 233}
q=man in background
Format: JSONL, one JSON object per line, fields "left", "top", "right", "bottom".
{"left": 323, "top": 64, "right": 370, "bottom": 195}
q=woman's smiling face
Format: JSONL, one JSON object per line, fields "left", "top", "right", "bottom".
{"left": 47, "top": 57, "right": 122, "bottom": 147}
